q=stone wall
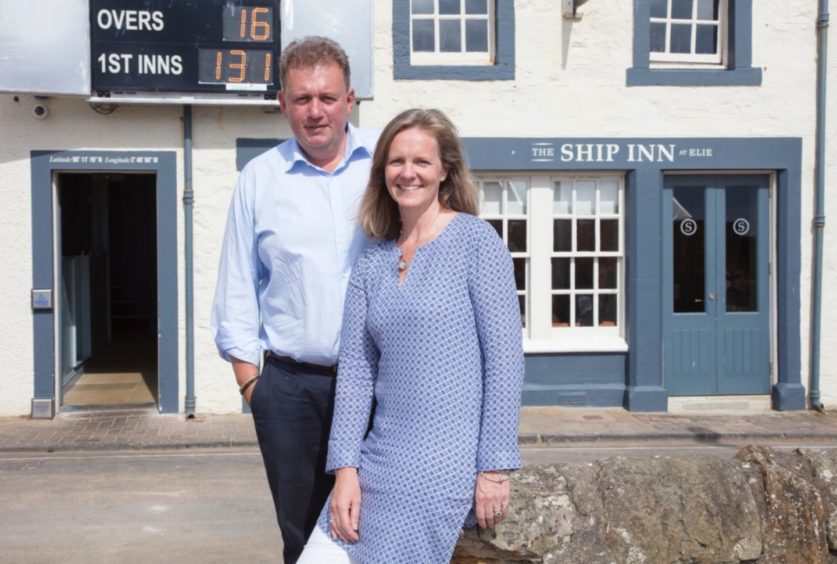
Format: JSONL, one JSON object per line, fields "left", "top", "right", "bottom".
{"left": 454, "top": 447, "right": 837, "bottom": 563}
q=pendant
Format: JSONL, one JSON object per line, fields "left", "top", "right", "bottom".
{"left": 397, "top": 256, "right": 408, "bottom": 272}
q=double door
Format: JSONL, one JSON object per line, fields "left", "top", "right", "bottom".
{"left": 663, "top": 175, "right": 770, "bottom": 395}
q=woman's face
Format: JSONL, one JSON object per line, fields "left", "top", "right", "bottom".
{"left": 384, "top": 127, "right": 447, "bottom": 212}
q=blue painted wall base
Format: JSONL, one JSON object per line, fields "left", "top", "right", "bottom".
{"left": 623, "top": 386, "right": 669, "bottom": 412}
{"left": 772, "top": 383, "right": 806, "bottom": 411}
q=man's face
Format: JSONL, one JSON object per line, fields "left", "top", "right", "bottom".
{"left": 278, "top": 62, "right": 355, "bottom": 168}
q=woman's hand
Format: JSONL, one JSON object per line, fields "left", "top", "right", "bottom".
{"left": 329, "top": 467, "right": 361, "bottom": 543}
{"left": 474, "top": 471, "right": 511, "bottom": 529}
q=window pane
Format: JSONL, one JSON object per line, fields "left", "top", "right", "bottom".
{"left": 576, "top": 295, "right": 594, "bottom": 327}
{"left": 600, "top": 220, "right": 618, "bottom": 251}
{"left": 553, "top": 219, "right": 571, "bottom": 252}
{"left": 412, "top": 0, "right": 435, "bottom": 15}
{"left": 599, "top": 295, "right": 617, "bottom": 326}
{"left": 552, "top": 295, "right": 570, "bottom": 326}
{"left": 439, "top": 19, "right": 462, "bottom": 52}
{"left": 726, "top": 187, "right": 758, "bottom": 312}
{"left": 650, "top": 0, "right": 668, "bottom": 18}
{"left": 695, "top": 24, "right": 718, "bottom": 54}
{"left": 466, "top": 0, "right": 488, "bottom": 14}
{"left": 696, "top": 0, "right": 719, "bottom": 20}
{"left": 507, "top": 179, "right": 527, "bottom": 214}
{"left": 439, "top": 0, "right": 461, "bottom": 15}
{"left": 552, "top": 258, "right": 570, "bottom": 290}
{"left": 553, "top": 181, "right": 572, "bottom": 214}
{"left": 672, "top": 188, "right": 705, "bottom": 313}
{"left": 599, "top": 180, "right": 619, "bottom": 214}
{"left": 670, "top": 23, "right": 692, "bottom": 53}
{"left": 599, "top": 258, "right": 618, "bottom": 289}
{"left": 513, "top": 258, "right": 527, "bottom": 292}
{"left": 650, "top": 23, "right": 667, "bottom": 53}
{"left": 576, "top": 181, "right": 595, "bottom": 215}
{"left": 413, "top": 20, "right": 436, "bottom": 52}
{"left": 508, "top": 220, "right": 527, "bottom": 252}
{"left": 481, "top": 181, "right": 502, "bottom": 215}
{"left": 671, "top": 0, "right": 693, "bottom": 19}
{"left": 518, "top": 295, "right": 526, "bottom": 328}
{"left": 465, "top": 19, "right": 488, "bottom": 53}
{"left": 577, "top": 219, "right": 595, "bottom": 251}
{"left": 576, "top": 257, "right": 594, "bottom": 289}
{"left": 487, "top": 219, "right": 502, "bottom": 239}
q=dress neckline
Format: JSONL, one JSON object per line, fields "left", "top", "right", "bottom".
{"left": 390, "top": 212, "right": 463, "bottom": 288}
{"left": 391, "top": 211, "right": 462, "bottom": 254}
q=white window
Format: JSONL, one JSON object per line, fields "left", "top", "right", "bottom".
{"left": 410, "top": 0, "right": 494, "bottom": 65}
{"left": 478, "top": 178, "right": 529, "bottom": 327}
{"left": 477, "top": 174, "right": 626, "bottom": 352}
{"left": 650, "top": 0, "right": 726, "bottom": 66}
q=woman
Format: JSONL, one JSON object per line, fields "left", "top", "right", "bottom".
{"left": 299, "top": 108, "right": 524, "bottom": 563}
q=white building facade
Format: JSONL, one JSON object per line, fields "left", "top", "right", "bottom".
{"left": 0, "top": 0, "right": 834, "bottom": 417}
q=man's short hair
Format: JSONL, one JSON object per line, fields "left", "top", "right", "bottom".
{"left": 279, "top": 36, "right": 351, "bottom": 90}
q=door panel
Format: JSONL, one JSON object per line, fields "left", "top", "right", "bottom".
{"left": 716, "top": 181, "right": 770, "bottom": 394}
{"left": 663, "top": 176, "right": 770, "bottom": 396}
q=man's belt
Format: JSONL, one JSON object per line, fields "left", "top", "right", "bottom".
{"left": 265, "top": 350, "right": 338, "bottom": 374}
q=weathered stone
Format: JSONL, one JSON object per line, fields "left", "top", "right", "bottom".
{"left": 595, "top": 455, "right": 761, "bottom": 563}
{"left": 454, "top": 454, "right": 763, "bottom": 563}
{"left": 797, "top": 449, "right": 837, "bottom": 551}
{"left": 735, "top": 446, "right": 829, "bottom": 564}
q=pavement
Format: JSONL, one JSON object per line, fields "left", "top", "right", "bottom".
{"left": 2, "top": 406, "right": 837, "bottom": 453}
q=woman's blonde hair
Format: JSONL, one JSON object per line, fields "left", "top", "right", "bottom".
{"left": 359, "top": 108, "right": 478, "bottom": 240}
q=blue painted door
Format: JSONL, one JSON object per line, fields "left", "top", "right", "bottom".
{"left": 663, "top": 176, "right": 770, "bottom": 395}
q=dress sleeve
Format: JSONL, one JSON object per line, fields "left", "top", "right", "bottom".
{"left": 326, "top": 255, "right": 380, "bottom": 472}
{"left": 211, "top": 170, "right": 264, "bottom": 366}
{"left": 468, "top": 221, "right": 525, "bottom": 472}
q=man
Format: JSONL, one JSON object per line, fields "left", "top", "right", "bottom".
{"left": 211, "top": 36, "right": 377, "bottom": 563}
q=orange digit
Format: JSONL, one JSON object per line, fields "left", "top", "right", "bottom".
{"left": 264, "top": 52, "right": 272, "bottom": 82}
{"left": 215, "top": 51, "right": 223, "bottom": 80}
{"left": 229, "top": 49, "right": 246, "bottom": 83}
{"left": 250, "top": 7, "right": 270, "bottom": 41}
{"left": 239, "top": 9, "right": 247, "bottom": 39}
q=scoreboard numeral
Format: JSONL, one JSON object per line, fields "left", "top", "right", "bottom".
{"left": 264, "top": 52, "right": 272, "bottom": 82}
{"left": 237, "top": 7, "right": 271, "bottom": 41}
{"left": 229, "top": 49, "right": 246, "bottom": 83}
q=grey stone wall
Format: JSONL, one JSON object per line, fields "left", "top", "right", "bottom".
{"left": 454, "top": 447, "right": 837, "bottom": 563}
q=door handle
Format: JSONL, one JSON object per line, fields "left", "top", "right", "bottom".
{"left": 708, "top": 292, "right": 716, "bottom": 301}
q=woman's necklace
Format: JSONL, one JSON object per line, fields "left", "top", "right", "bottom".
{"left": 397, "top": 210, "right": 442, "bottom": 273}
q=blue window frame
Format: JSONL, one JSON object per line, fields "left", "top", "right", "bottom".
{"left": 627, "top": 0, "right": 762, "bottom": 86}
{"left": 393, "top": 0, "right": 515, "bottom": 80}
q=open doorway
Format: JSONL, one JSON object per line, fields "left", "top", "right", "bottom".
{"left": 57, "top": 172, "right": 158, "bottom": 409}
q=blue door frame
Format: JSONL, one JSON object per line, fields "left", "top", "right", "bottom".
{"left": 663, "top": 175, "right": 770, "bottom": 395}
{"left": 30, "top": 151, "right": 179, "bottom": 416}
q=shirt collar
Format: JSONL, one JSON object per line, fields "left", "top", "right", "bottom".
{"left": 282, "top": 123, "right": 373, "bottom": 174}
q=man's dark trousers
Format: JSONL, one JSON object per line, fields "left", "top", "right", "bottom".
{"left": 250, "top": 355, "right": 336, "bottom": 564}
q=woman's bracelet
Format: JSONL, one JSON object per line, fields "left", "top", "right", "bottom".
{"left": 479, "top": 471, "right": 511, "bottom": 484}
{"left": 239, "top": 374, "right": 260, "bottom": 396}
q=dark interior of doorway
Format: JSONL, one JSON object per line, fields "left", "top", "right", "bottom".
{"left": 58, "top": 172, "right": 158, "bottom": 410}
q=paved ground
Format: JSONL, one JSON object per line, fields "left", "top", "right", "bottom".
{"left": 2, "top": 406, "right": 837, "bottom": 452}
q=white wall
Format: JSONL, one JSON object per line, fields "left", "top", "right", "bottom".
{"left": 0, "top": 0, "right": 830, "bottom": 414}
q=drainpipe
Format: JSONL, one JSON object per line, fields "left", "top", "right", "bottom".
{"left": 810, "top": 0, "right": 829, "bottom": 412}
{"left": 183, "top": 105, "right": 196, "bottom": 418}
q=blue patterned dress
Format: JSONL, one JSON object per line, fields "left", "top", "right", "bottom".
{"left": 316, "top": 212, "right": 524, "bottom": 563}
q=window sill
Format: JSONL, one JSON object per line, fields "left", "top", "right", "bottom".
{"left": 393, "top": 63, "right": 514, "bottom": 81}
{"left": 626, "top": 67, "right": 762, "bottom": 87}
{"left": 523, "top": 336, "right": 628, "bottom": 354}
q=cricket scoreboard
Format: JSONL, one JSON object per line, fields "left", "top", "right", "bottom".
{"left": 91, "top": 0, "right": 280, "bottom": 97}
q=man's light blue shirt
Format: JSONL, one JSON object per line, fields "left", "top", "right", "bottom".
{"left": 212, "top": 124, "right": 379, "bottom": 366}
